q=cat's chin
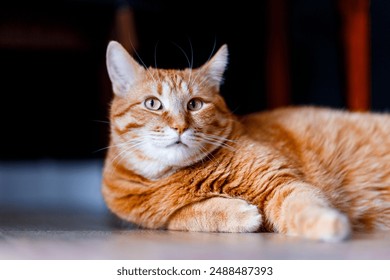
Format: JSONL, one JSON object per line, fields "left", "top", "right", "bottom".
{"left": 156, "top": 144, "right": 211, "bottom": 170}
{"left": 161, "top": 145, "right": 193, "bottom": 164}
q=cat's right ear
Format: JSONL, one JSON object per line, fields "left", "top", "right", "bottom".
{"left": 106, "top": 41, "right": 145, "bottom": 98}
{"left": 197, "top": 44, "right": 229, "bottom": 89}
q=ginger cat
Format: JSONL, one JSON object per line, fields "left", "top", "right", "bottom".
{"left": 102, "top": 41, "right": 390, "bottom": 242}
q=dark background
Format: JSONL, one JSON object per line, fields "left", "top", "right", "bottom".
{"left": 0, "top": 0, "right": 389, "bottom": 160}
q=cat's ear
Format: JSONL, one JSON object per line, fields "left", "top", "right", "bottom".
{"left": 199, "top": 44, "right": 229, "bottom": 88}
{"left": 106, "top": 41, "right": 145, "bottom": 97}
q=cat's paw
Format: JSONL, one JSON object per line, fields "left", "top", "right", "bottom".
{"left": 221, "top": 198, "right": 262, "bottom": 233}
{"left": 288, "top": 208, "right": 351, "bottom": 242}
{"left": 167, "top": 197, "right": 262, "bottom": 233}
{"left": 315, "top": 209, "right": 351, "bottom": 242}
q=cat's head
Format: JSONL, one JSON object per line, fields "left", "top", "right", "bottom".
{"left": 106, "top": 41, "right": 234, "bottom": 179}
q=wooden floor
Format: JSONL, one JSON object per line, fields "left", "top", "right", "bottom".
{"left": 1, "top": 210, "right": 390, "bottom": 260}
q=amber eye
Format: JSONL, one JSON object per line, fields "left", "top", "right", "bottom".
{"left": 144, "top": 97, "right": 163, "bottom": 111}
{"left": 187, "top": 98, "right": 203, "bottom": 111}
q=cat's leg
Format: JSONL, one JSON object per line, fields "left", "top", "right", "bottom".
{"left": 166, "top": 197, "right": 262, "bottom": 232}
{"left": 265, "top": 182, "right": 351, "bottom": 242}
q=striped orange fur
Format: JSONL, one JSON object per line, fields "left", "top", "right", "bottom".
{"left": 102, "top": 41, "right": 390, "bottom": 242}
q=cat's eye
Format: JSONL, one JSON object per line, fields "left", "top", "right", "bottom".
{"left": 144, "top": 97, "right": 163, "bottom": 111}
{"left": 187, "top": 98, "right": 203, "bottom": 111}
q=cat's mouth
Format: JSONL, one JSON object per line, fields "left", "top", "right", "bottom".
{"left": 166, "top": 140, "right": 188, "bottom": 148}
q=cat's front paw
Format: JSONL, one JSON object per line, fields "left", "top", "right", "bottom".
{"left": 167, "top": 197, "right": 262, "bottom": 233}
{"left": 315, "top": 209, "right": 351, "bottom": 242}
{"left": 222, "top": 198, "right": 262, "bottom": 233}
{"left": 287, "top": 208, "right": 351, "bottom": 242}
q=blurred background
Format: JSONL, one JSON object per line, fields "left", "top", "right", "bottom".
{"left": 0, "top": 0, "right": 389, "bottom": 227}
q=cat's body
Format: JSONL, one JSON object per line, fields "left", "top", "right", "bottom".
{"left": 102, "top": 41, "right": 390, "bottom": 241}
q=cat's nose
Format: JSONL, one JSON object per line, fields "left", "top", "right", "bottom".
{"left": 170, "top": 125, "right": 189, "bottom": 135}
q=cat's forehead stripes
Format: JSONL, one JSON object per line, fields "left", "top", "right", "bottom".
{"left": 156, "top": 72, "right": 191, "bottom": 96}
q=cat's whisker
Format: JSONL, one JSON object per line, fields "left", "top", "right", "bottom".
{"left": 204, "top": 146, "right": 218, "bottom": 163}
{"left": 154, "top": 40, "right": 160, "bottom": 69}
{"left": 208, "top": 39, "right": 218, "bottom": 62}
{"left": 92, "top": 119, "right": 110, "bottom": 124}
{"left": 146, "top": 67, "right": 159, "bottom": 85}
{"left": 197, "top": 144, "right": 217, "bottom": 165}
{"left": 201, "top": 133, "right": 237, "bottom": 144}
{"left": 188, "top": 38, "right": 194, "bottom": 85}
{"left": 94, "top": 141, "right": 132, "bottom": 153}
{"left": 150, "top": 58, "right": 164, "bottom": 89}
{"left": 93, "top": 146, "right": 113, "bottom": 153}
{"left": 171, "top": 41, "right": 195, "bottom": 89}
{"left": 111, "top": 144, "right": 143, "bottom": 170}
{"left": 109, "top": 138, "right": 147, "bottom": 168}
{"left": 190, "top": 41, "right": 218, "bottom": 88}
{"left": 200, "top": 138, "right": 236, "bottom": 152}
{"left": 110, "top": 141, "right": 142, "bottom": 162}
{"left": 189, "top": 58, "right": 208, "bottom": 88}
{"left": 171, "top": 41, "right": 192, "bottom": 70}
{"left": 194, "top": 133, "right": 236, "bottom": 151}
{"left": 203, "top": 138, "right": 237, "bottom": 149}
{"left": 191, "top": 134, "right": 234, "bottom": 159}
{"left": 96, "top": 139, "right": 143, "bottom": 153}
{"left": 123, "top": 40, "right": 158, "bottom": 85}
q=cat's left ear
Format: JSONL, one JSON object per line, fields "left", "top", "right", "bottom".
{"left": 199, "top": 44, "right": 229, "bottom": 88}
{"left": 106, "top": 41, "right": 145, "bottom": 98}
